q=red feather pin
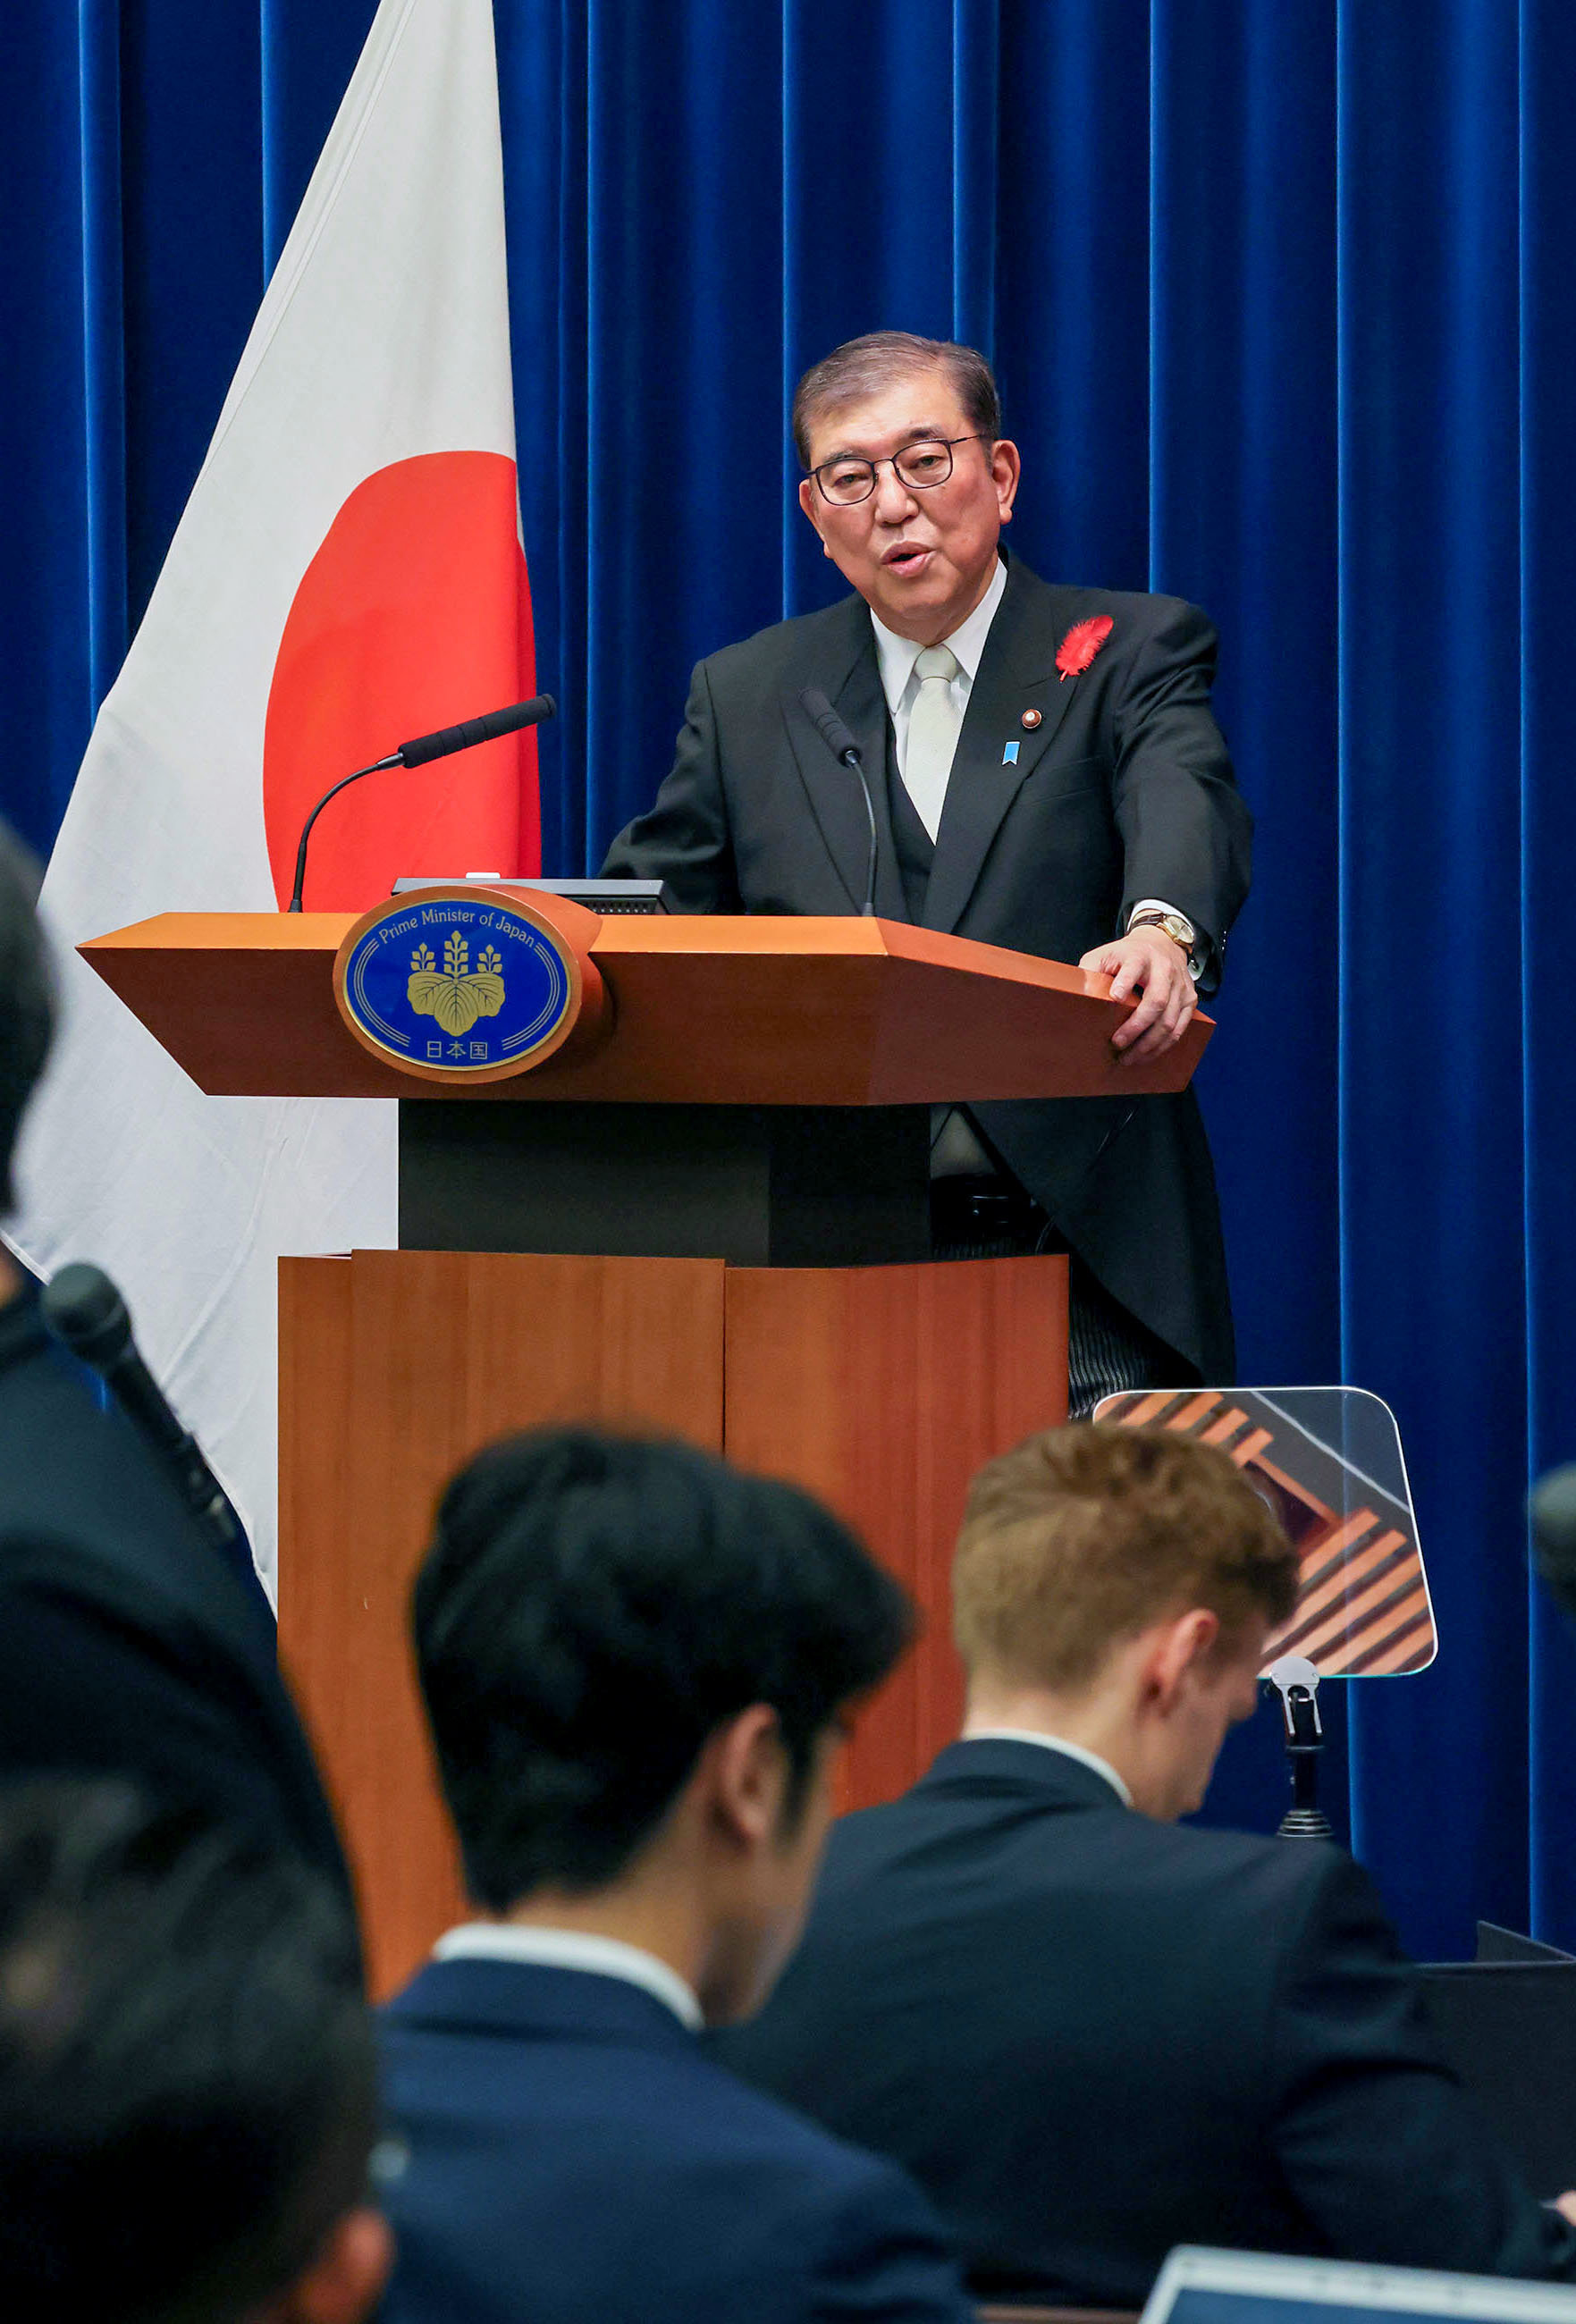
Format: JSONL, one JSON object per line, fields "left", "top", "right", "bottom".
{"left": 1055, "top": 613, "right": 1114, "bottom": 682}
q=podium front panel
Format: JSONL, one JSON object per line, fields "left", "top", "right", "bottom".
{"left": 279, "top": 1246, "right": 1069, "bottom": 1993}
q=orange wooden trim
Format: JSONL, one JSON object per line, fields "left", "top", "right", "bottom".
{"left": 1164, "top": 1391, "right": 1222, "bottom": 1430}
{"left": 79, "top": 911, "right": 1212, "bottom": 1105}
{"left": 1270, "top": 1525, "right": 1402, "bottom": 1632}
{"left": 1290, "top": 1570, "right": 1428, "bottom": 1664}
{"left": 1246, "top": 1447, "right": 1338, "bottom": 1527}
{"left": 1200, "top": 1405, "right": 1250, "bottom": 1444}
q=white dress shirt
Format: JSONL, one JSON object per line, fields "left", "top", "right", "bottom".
{"left": 962, "top": 1726, "right": 1134, "bottom": 1807}
{"left": 433, "top": 1922, "right": 704, "bottom": 2031}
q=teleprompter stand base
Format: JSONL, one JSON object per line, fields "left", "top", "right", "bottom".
{"left": 278, "top": 1244, "right": 1067, "bottom": 1995}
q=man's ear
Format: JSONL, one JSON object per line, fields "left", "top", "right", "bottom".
{"left": 271, "top": 2206, "right": 393, "bottom": 2324}
{"left": 990, "top": 435, "right": 1021, "bottom": 524}
{"left": 797, "top": 476, "right": 834, "bottom": 557}
{"left": 1142, "top": 1607, "right": 1221, "bottom": 1715}
{"left": 704, "top": 1703, "right": 789, "bottom": 1852}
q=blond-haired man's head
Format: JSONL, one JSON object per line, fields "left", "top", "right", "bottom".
{"left": 953, "top": 1426, "right": 1299, "bottom": 1821}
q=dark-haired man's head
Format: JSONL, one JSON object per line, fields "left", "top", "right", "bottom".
{"left": 0, "top": 821, "right": 54, "bottom": 1242}
{"left": 954, "top": 1425, "right": 1299, "bottom": 1820}
{"left": 414, "top": 1429, "right": 913, "bottom": 2023}
{"left": 0, "top": 1781, "right": 391, "bottom": 2324}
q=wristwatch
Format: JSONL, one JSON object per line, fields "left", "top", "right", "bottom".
{"left": 1127, "top": 906, "right": 1202, "bottom": 978}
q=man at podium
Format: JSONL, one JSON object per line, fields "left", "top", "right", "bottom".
{"left": 605, "top": 331, "right": 1251, "bottom": 1407}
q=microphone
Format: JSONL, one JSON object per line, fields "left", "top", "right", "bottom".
{"left": 286, "top": 693, "right": 557, "bottom": 912}
{"left": 41, "top": 1264, "right": 241, "bottom": 1553}
{"left": 1530, "top": 1463, "right": 1576, "bottom": 1621}
{"left": 800, "top": 687, "right": 879, "bottom": 918}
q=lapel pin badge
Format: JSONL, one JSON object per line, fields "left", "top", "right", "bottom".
{"left": 1002, "top": 739, "right": 1021, "bottom": 765}
{"left": 1020, "top": 708, "right": 1041, "bottom": 730}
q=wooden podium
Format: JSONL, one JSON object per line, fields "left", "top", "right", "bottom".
{"left": 85, "top": 901, "right": 1209, "bottom": 1992}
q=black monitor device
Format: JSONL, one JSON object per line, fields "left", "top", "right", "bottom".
{"left": 1418, "top": 1928, "right": 1576, "bottom": 2199}
{"left": 391, "top": 876, "right": 674, "bottom": 914}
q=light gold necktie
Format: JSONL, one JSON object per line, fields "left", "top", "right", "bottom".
{"left": 903, "top": 643, "right": 962, "bottom": 842}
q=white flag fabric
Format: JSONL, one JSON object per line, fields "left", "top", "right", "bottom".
{"left": 12, "top": 0, "right": 535, "bottom": 1593}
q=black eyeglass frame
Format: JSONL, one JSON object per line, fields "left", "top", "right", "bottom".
{"left": 806, "top": 433, "right": 992, "bottom": 507}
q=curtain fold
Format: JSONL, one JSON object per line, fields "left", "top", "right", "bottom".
{"left": 4, "top": 0, "right": 1572, "bottom": 1956}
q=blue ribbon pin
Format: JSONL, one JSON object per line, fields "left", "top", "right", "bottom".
{"left": 1002, "top": 739, "right": 1021, "bottom": 766}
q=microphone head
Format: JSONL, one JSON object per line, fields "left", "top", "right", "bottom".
{"left": 1531, "top": 1464, "right": 1576, "bottom": 1620}
{"left": 40, "top": 1262, "right": 131, "bottom": 1372}
{"left": 799, "top": 687, "right": 861, "bottom": 766}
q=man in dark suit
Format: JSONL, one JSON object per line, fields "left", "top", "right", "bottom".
{"left": 377, "top": 1427, "right": 973, "bottom": 2324}
{"left": 715, "top": 1425, "right": 1576, "bottom": 2304}
{"left": 605, "top": 331, "right": 1251, "bottom": 1400}
{"left": 0, "top": 823, "right": 350, "bottom": 1900}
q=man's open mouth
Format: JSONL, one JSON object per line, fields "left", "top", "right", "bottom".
{"left": 882, "top": 544, "right": 931, "bottom": 573}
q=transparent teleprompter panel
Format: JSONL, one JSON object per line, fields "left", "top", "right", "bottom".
{"left": 1091, "top": 1388, "right": 1435, "bottom": 1676}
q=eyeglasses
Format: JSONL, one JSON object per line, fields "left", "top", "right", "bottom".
{"left": 808, "top": 434, "right": 989, "bottom": 508}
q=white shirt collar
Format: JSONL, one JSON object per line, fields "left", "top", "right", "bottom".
{"left": 961, "top": 1727, "right": 1134, "bottom": 1808}
{"left": 870, "top": 550, "right": 1008, "bottom": 714}
{"left": 431, "top": 1923, "right": 704, "bottom": 2031}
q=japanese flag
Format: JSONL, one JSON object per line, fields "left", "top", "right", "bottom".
{"left": 12, "top": 0, "right": 535, "bottom": 1588}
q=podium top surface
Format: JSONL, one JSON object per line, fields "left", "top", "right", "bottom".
{"left": 81, "top": 908, "right": 1212, "bottom": 1105}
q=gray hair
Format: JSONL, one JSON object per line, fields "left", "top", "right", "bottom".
{"left": 792, "top": 332, "right": 1003, "bottom": 467}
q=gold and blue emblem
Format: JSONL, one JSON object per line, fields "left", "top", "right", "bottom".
{"left": 333, "top": 886, "right": 586, "bottom": 1081}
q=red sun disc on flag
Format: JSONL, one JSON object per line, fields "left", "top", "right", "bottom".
{"left": 263, "top": 450, "right": 539, "bottom": 913}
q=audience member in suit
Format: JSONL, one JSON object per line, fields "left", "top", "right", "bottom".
{"left": 715, "top": 1424, "right": 1576, "bottom": 2304}
{"left": 0, "top": 822, "right": 351, "bottom": 1899}
{"left": 377, "top": 1427, "right": 975, "bottom": 2324}
{"left": 0, "top": 1778, "right": 389, "bottom": 2324}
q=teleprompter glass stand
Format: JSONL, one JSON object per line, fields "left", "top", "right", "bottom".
{"left": 1094, "top": 1386, "right": 1433, "bottom": 1840}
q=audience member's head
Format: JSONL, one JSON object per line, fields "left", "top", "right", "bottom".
{"left": 0, "top": 820, "right": 54, "bottom": 1222}
{"left": 954, "top": 1424, "right": 1298, "bottom": 1818}
{"left": 0, "top": 1781, "right": 391, "bottom": 2324}
{"left": 414, "top": 1428, "right": 913, "bottom": 2022}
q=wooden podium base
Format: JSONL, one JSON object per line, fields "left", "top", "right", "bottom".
{"left": 278, "top": 1247, "right": 1067, "bottom": 1995}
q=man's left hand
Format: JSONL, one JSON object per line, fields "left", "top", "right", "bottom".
{"left": 1079, "top": 929, "right": 1196, "bottom": 1063}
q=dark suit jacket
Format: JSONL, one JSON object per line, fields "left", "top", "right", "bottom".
{"left": 604, "top": 553, "right": 1252, "bottom": 1378}
{"left": 712, "top": 1739, "right": 1576, "bottom": 2305}
{"left": 376, "top": 1956, "right": 974, "bottom": 2323}
{"left": 0, "top": 1287, "right": 350, "bottom": 1899}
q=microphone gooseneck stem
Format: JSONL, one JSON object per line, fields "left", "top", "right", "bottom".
{"left": 852, "top": 755, "right": 878, "bottom": 917}
{"left": 799, "top": 686, "right": 879, "bottom": 918}
{"left": 286, "top": 754, "right": 400, "bottom": 913}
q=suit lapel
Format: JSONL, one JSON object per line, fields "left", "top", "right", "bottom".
{"left": 923, "top": 558, "right": 1082, "bottom": 934}
{"left": 780, "top": 602, "right": 908, "bottom": 918}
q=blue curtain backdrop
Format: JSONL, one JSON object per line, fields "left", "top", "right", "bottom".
{"left": 4, "top": 0, "right": 1574, "bottom": 1958}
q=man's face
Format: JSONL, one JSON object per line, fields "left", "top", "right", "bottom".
{"left": 1151, "top": 1618, "right": 1270, "bottom": 1822}
{"left": 796, "top": 368, "right": 1020, "bottom": 645}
